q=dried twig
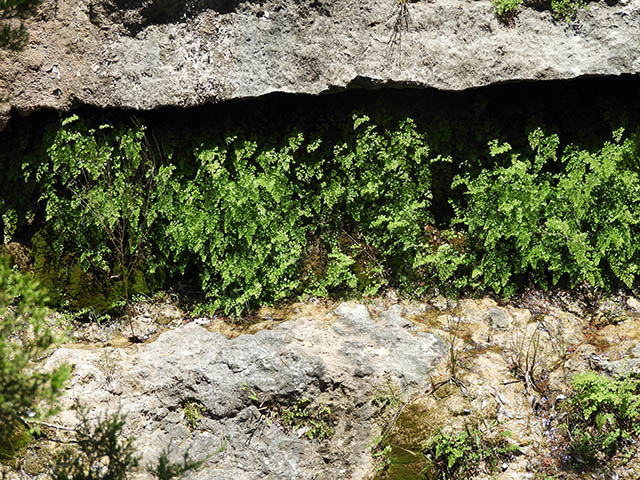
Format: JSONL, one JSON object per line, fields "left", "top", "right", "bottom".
{"left": 386, "top": 0, "right": 412, "bottom": 68}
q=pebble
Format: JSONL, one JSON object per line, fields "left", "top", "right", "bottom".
{"left": 430, "top": 295, "right": 448, "bottom": 310}
{"left": 487, "top": 307, "right": 512, "bottom": 329}
{"left": 626, "top": 297, "right": 640, "bottom": 311}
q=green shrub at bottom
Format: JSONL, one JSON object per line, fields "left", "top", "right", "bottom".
{"left": 0, "top": 257, "right": 70, "bottom": 462}
{"left": 422, "top": 425, "right": 519, "bottom": 479}
{"left": 562, "top": 371, "right": 640, "bottom": 467}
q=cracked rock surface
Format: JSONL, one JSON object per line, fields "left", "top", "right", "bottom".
{"left": 43, "top": 302, "right": 446, "bottom": 479}
{"left": 9, "top": 291, "right": 640, "bottom": 479}
{"left": 1, "top": 0, "right": 639, "bottom": 129}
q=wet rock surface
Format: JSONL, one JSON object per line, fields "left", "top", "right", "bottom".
{"left": 373, "top": 294, "right": 640, "bottom": 479}
{"left": 1, "top": 0, "right": 639, "bottom": 129}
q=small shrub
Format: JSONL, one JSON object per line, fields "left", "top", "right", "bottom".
{"left": 51, "top": 409, "right": 205, "bottom": 480}
{"left": 150, "top": 446, "right": 208, "bottom": 480}
{"left": 562, "top": 371, "right": 640, "bottom": 466}
{"left": 423, "top": 425, "right": 519, "bottom": 479}
{"left": 0, "top": 257, "right": 70, "bottom": 460}
{"left": 551, "top": 0, "right": 587, "bottom": 20}
{"left": 493, "top": 0, "right": 523, "bottom": 25}
{"left": 51, "top": 410, "right": 139, "bottom": 480}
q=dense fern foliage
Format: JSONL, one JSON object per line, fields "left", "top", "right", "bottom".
{"left": 1, "top": 84, "right": 640, "bottom": 314}
{"left": 563, "top": 372, "right": 640, "bottom": 465}
{"left": 440, "top": 127, "right": 640, "bottom": 296}
{"left": 9, "top": 114, "right": 446, "bottom": 314}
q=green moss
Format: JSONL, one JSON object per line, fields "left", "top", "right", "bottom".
{"left": 279, "top": 399, "right": 334, "bottom": 440}
{"left": 0, "top": 420, "right": 32, "bottom": 466}
{"left": 182, "top": 401, "right": 205, "bottom": 429}
{"left": 243, "top": 388, "right": 334, "bottom": 441}
{"left": 373, "top": 400, "right": 444, "bottom": 478}
{"left": 31, "top": 228, "right": 151, "bottom": 314}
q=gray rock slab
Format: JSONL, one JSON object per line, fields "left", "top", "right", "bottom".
{"left": 1, "top": 0, "right": 639, "bottom": 130}
{"left": 488, "top": 307, "right": 512, "bottom": 329}
{"left": 45, "top": 302, "right": 446, "bottom": 479}
{"left": 627, "top": 296, "right": 640, "bottom": 311}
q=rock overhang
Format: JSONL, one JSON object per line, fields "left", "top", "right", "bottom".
{"left": 0, "top": 0, "right": 639, "bottom": 130}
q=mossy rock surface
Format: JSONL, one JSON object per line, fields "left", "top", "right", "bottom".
{"left": 31, "top": 228, "right": 152, "bottom": 313}
{"left": 0, "top": 421, "right": 32, "bottom": 466}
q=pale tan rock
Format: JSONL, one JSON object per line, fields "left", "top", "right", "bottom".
{"left": 627, "top": 296, "right": 640, "bottom": 311}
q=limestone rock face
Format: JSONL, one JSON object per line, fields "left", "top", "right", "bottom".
{"left": 1, "top": 0, "right": 639, "bottom": 129}
{"left": 44, "top": 302, "right": 446, "bottom": 479}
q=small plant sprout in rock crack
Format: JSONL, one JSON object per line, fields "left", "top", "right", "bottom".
{"left": 423, "top": 422, "right": 521, "bottom": 479}
{"left": 551, "top": 0, "right": 588, "bottom": 20}
{"left": 279, "top": 399, "right": 334, "bottom": 440}
{"left": 182, "top": 401, "right": 205, "bottom": 429}
{"left": 369, "top": 434, "right": 393, "bottom": 473}
{"left": 492, "top": 0, "right": 589, "bottom": 26}
{"left": 493, "top": 0, "right": 523, "bottom": 26}
{"left": 508, "top": 326, "right": 543, "bottom": 393}
{"left": 431, "top": 315, "right": 468, "bottom": 396}
{"left": 242, "top": 383, "right": 334, "bottom": 441}
{"left": 372, "top": 381, "right": 403, "bottom": 418}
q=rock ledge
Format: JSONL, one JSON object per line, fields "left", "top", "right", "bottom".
{"left": 1, "top": 0, "right": 639, "bottom": 129}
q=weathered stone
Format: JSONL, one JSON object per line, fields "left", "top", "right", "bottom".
{"left": 1, "top": 0, "right": 639, "bottom": 130}
{"left": 594, "top": 356, "right": 640, "bottom": 377}
{"left": 379, "top": 304, "right": 414, "bottom": 329}
{"left": 488, "top": 307, "right": 512, "bottom": 329}
{"left": 627, "top": 296, "right": 640, "bottom": 311}
{"left": 19, "top": 293, "right": 640, "bottom": 479}
{"left": 381, "top": 304, "right": 406, "bottom": 319}
{"left": 430, "top": 294, "right": 448, "bottom": 310}
{"left": 44, "top": 302, "right": 446, "bottom": 479}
